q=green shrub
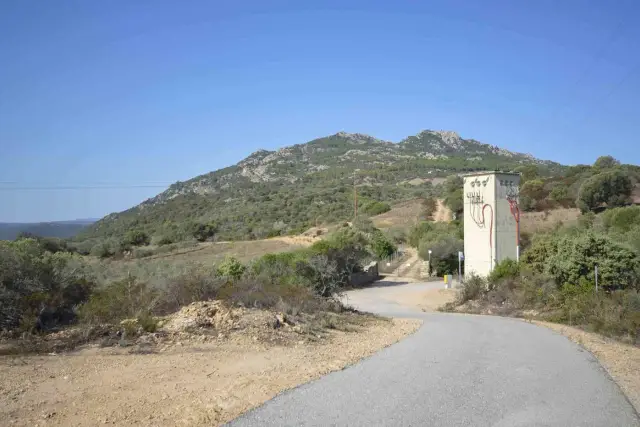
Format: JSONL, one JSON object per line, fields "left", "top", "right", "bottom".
{"left": 123, "top": 230, "right": 150, "bottom": 247}
{"left": 370, "top": 230, "right": 396, "bottom": 259}
{"left": 522, "top": 235, "right": 559, "bottom": 274}
{"left": 601, "top": 206, "right": 640, "bottom": 233}
{"left": 90, "top": 241, "right": 113, "bottom": 258}
{"left": 488, "top": 259, "right": 520, "bottom": 285}
{"left": 189, "top": 222, "right": 218, "bottom": 242}
{"left": 153, "top": 235, "right": 176, "bottom": 246}
{"left": 577, "top": 169, "right": 632, "bottom": 213}
{"left": 362, "top": 201, "right": 391, "bottom": 216}
{"left": 216, "top": 256, "right": 246, "bottom": 280}
{"left": 458, "top": 274, "right": 486, "bottom": 304}
{"left": 418, "top": 235, "right": 462, "bottom": 276}
{"left": 156, "top": 268, "right": 224, "bottom": 314}
{"left": 78, "top": 277, "right": 158, "bottom": 324}
{"left": 547, "top": 232, "right": 639, "bottom": 290}
{"left": 409, "top": 222, "right": 434, "bottom": 248}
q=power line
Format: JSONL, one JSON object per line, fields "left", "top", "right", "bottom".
{"left": 0, "top": 184, "right": 170, "bottom": 191}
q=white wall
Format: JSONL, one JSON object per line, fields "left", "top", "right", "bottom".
{"left": 463, "top": 172, "right": 520, "bottom": 278}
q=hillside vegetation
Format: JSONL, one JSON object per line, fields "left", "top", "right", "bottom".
{"left": 77, "top": 130, "right": 562, "bottom": 248}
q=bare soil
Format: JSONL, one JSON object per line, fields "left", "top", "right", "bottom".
{"left": 372, "top": 198, "right": 452, "bottom": 230}
{"left": 371, "top": 199, "right": 423, "bottom": 229}
{"left": 0, "top": 308, "right": 420, "bottom": 427}
{"left": 534, "top": 321, "right": 640, "bottom": 413}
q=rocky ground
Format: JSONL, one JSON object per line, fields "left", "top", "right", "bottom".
{"left": 0, "top": 301, "right": 421, "bottom": 427}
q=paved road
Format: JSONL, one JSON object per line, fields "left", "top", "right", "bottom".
{"left": 229, "top": 280, "right": 639, "bottom": 427}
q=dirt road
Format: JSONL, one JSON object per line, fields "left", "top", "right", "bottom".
{"left": 0, "top": 319, "right": 420, "bottom": 426}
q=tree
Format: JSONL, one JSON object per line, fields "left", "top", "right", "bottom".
{"left": 514, "top": 165, "right": 539, "bottom": 184}
{"left": 444, "top": 189, "right": 464, "bottom": 218}
{"left": 123, "top": 230, "right": 150, "bottom": 247}
{"left": 444, "top": 175, "right": 463, "bottom": 194}
{"left": 418, "top": 235, "right": 463, "bottom": 276}
{"left": 519, "top": 179, "right": 547, "bottom": 211}
{"left": 190, "top": 222, "right": 218, "bottom": 242}
{"left": 548, "top": 183, "right": 571, "bottom": 206}
{"left": 370, "top": 231, "right": 396, "bottom": 259}
{"left": 576, "top": 170, "right": 632, "bottom": 213}
{"left": 593, "top": 155, "right": 621, "bottom": 170}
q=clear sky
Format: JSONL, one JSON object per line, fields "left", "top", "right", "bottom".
{"left": 1, "top": 0, "right": 639, "bottom": 222}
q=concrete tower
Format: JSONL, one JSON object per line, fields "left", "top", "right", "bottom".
{"left": 462, "top": 171, "right": 521, "bottom": 278}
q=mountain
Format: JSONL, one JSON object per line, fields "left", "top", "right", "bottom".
{"left": 79, "top": 130, "right": 564, "bottom": 243}
{"left": 0, "top": 219, "right": 96, "bottom": 241}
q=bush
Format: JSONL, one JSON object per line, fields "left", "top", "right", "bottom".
{"left": 153, "top": 235, "right": 176, "bottom": 246}
{"left": 0, "top": 242, "right": 95, "bottom": 331}
{"left": 362, "top": 201, "right": 391, "bottom": 216}
{"left": 370, "top": 230, "right": 396, "bottom": 259}
{"left": 189, "top": 222, "right": 218, "bottom": 242}
{"left": 488, "top": 259, "right": 520, "bottom": 286}
{"left": 123, "top": 230, "right": 150, "bottom": 247}
{"left": 458, "top": 274, "right": 486, "bottom": 304}
{"left": 78, "top": 277, "right": 158, "bottom": 325}
{"left": 546, "top": 232, "right": 639, "bottom": 290}
{"left": 577, "top": 169, "right": 632, "bottom": 213}
{"left": 418, "top": 235, "right": 463, "bottom": 276}
{"left": 601, "top": 206, "right": 640, "bottom": 233}
{"left": 216, "top": 256, "right": 246, "bottom": 280}
{"left": 522, "top": 235, "right": 559, "bottom": 274}
{"left": 90, "top": 240, "right": 115, "bottom": 258}
{"left": 156, "top": 267, "right": 223, "bottom": 314}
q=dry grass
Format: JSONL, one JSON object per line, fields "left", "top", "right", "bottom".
{"left": 371, "top": 198, "right": 454, "bottom": 230}
{"left": 130, "top": 239, "right": 307, "bottom": 265}
{"left": 520, "top": 208, "right": 580, "bottom": 234}
{"left": 371, "top": 199, "right": 424, "bottom": 229}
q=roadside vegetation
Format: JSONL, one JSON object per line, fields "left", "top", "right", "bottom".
{"left": 0, "top": 219, "right": 395, "bottom": 353}
{"left": 447, "top": 205, "right": 640, "bottom": 345}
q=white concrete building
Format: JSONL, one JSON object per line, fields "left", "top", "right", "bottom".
{"left": 462, "top": 171, "right": 520, "bottom": 278}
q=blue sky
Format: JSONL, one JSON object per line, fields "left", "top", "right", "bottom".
{"left": 1, "top": 0, "right": 639, "bottom": 222}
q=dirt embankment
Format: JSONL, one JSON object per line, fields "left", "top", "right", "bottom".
{"left": 0, "top": 301, "right": 420, "bottom": 427}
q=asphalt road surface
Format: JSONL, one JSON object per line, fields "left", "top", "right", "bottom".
{"left": 228, "top": 280, "right": 639, "bottom": 427}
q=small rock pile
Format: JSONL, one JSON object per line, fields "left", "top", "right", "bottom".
{"left": 161, "top": 300, "right": 241, "bottom": 333}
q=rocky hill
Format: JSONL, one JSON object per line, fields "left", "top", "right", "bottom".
{"left": 80, "top": 130, "right": 563, "bottom": 243}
